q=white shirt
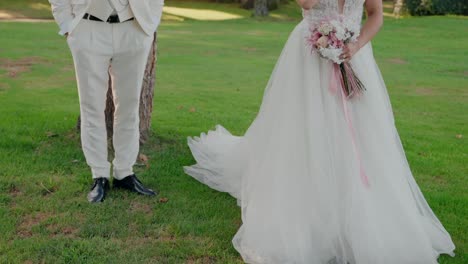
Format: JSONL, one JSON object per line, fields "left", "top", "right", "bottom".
{"left": 107, "top": 0, "right": 134, "bottom": 21}
{"left": 87, "top": 0, "right": 134, "bottom": 22}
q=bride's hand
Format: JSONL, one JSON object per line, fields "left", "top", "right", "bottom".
{"left": 340, "top": 42, "right": 360, "bottom": 62}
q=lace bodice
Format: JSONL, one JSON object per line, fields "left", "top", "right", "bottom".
{"left": 302, "top": 0, "right": 365, "bottom": 28}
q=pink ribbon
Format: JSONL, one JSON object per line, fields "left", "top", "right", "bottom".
{"left": 330, "top": 64, "right": 370, "bottom": 188}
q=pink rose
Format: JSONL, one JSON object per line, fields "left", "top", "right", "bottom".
{"left": 307, "top": 30, "right": 324, "bottom": 50}
{"left": 309, "top": 31, "right": 322, "bottom": 43}
{"left": 316, "top": 36, "right": 329, "bottom": 48}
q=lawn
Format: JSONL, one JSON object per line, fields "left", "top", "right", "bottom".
{"left": 0, "top": 1, "right": 467, "bottom": 264}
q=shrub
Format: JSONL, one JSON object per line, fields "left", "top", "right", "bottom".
{"left": 432, "top": 0, "right": 468, "bottom": 15}
{"left": 406, "top": 0, "right": 468, "bottom": 16}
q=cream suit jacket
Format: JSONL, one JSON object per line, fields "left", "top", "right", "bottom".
{"left": 49, "top": 0, "right": 164, "bottom": 36}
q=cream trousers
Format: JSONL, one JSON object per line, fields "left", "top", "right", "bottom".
{"left": 67, "top": 19, "right": 153, "bottom": 179}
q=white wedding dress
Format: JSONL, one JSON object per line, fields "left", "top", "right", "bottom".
{"left": 184, "top": 0, "right": 456, "bottom": 263}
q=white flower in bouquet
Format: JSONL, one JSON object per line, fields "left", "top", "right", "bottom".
{"left": 335, "top": 27, "right": 347, "bottom": 41}
{"left": 318, "top": 47, "right": 343, "bottom": 64}
{"left": 330, "top": 20, "right": 346, "bottom": 39}
{"left": 343, "top": 18, "right": 360, "bottom": 42}
{"left": 318, "top": 23, "right": 334, "bottom": 35}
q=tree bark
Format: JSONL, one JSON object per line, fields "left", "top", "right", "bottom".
{"left": 77, "top": 32, "right": 158, "bottom": 145}
{"left": 254, "top": 0, "right": 269, "bottom": 16}
{"left": 393, "top": 0, "right": 404, "bottom": 18}
{"left": 104, "top": 75, "right": 114, "bottom": 139}
{"left": 139, "top": 32, "right": 158, "bottom": 144}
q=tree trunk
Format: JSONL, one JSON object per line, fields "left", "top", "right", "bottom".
{"left": 77, "top": 32, "right": 158, "bottom": 145}
{"left": 254, "top": 0, "right": 269, "bottom": 16}
{"left": 104, "top": 75, "right": 114, "bottom": 139}
{"left": 139, "top": 32, "right": 158, "bottom": 144}
{"left": 242, "top": 0, "right": 279, "bottom": 10}
{"left": 393, "top": 0, "right": 404, "bottom": 18}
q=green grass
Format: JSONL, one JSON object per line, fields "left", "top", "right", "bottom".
{"left": 0, "top": 0, "right": 52, "bottom": 19}
{"left": 0, "top": 2, "right": 467, "bottom": 264}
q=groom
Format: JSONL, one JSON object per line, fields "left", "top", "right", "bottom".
{"left": 49, "top": 0, "right": 164, "bottom": 203}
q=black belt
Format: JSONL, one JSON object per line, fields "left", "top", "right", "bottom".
{"left": 83, "top": 13, "right": 134, "bottom": 23}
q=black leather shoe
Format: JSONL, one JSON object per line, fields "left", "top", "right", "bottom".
{"left": 113, "top": 174, "right": 157, "bottom": 196}
{"left": 87, "top": 178, "right": 110, "bottom": 203}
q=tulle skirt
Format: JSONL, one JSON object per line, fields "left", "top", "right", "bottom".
{"left": 184, "top": 20, "right": 455, "bottom": 264}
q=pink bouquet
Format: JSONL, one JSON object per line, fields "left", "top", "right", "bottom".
{"left": 307, "top": 17, "right": 365, "bottom": 99}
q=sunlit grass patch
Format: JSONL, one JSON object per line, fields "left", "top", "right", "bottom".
{"left": 163, "top": 6, "right": 243, "bottom": 21}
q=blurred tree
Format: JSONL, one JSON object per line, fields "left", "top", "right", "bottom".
{"left": 254, "top": 0, "right": 269, "bottom": 16}
{"left": 242, "top": 0, "right": 281, "bottom": 13}
{"left": 393, "top": 0, "right": 405, "bottom": 18}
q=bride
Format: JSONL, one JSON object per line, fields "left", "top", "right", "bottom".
{"left": 184, "top": 0, "right": 456, "bottom": 263}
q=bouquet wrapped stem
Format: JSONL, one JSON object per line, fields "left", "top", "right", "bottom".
{"left": 338, "top": 62, "right": 366, "bottom": 99}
